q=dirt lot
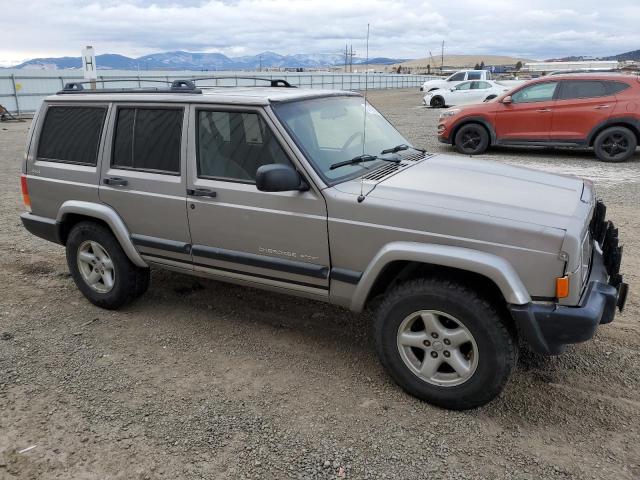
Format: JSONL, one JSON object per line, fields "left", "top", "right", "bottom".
{"left": 1, "top": 89, "right": 639, "bottom": 480}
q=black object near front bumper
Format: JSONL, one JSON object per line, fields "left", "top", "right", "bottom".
{"left": 510, "top": 201, "right": 628, "bottom": 355}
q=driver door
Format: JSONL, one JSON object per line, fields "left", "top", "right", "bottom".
{"left": 185, "top": 104, "right": 331, "bottom": 295}
{"left": 494, "top": 81, "right": 559, "bottom": 142}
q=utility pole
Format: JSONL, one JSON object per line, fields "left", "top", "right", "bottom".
{"left": 344, "top": 44, "right": 349, "bottom": 73}
{"left": 259, "top": 54, "right": 262, "bottom": 72}
{"left": 348, "top": 45, "right": 356, "bottom": 73}
{"left": 441, "top": 40, "right": 444, "bottom": 73}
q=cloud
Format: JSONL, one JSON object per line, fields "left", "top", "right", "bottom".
{"left": 1, "top": 0, "right": 639, "bottom": 65}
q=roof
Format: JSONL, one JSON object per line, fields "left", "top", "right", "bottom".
{"left": 526, "top": 72, "right": 639, "bottom": 83}
{"left": 45, "top": 87, "right": 360, "bottom": 106}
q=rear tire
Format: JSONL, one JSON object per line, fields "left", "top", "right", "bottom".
{"left": 374, "top": 279, "right": 517, "bottom": 410}
{"left": 454, "top": 123, "right": 490, "bottom": 155}
{"left": 430, "top": 96, "right": 445, "bottom": 108}
{"left": 593, "top": 126, "right": 637, "bottom": 162}
{"left": 66, "top": 221, "right": 149, "bottom": 309}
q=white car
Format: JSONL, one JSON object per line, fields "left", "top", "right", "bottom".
{"left": 423, "top": 80, "right": 510, "bottom": 108}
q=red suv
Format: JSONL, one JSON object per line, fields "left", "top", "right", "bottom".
{"left": 437, "top": 74, "right": 640, "bottom": 162}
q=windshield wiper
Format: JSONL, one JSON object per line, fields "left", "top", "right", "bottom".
{"left": 329, "top": 154, "right": 400, "bottom": 171}
{"left": 380, "top": 144, "right": 410, "bottom": 155}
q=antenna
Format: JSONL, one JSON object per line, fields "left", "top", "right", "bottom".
{"left": 357, "top": 23, "right": 370, "bottom": 204}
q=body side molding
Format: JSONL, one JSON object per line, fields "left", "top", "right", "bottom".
{"left": 57, "top": 200, "right": 148, "bottom": 268}
{"left": 350, "top": 241, "right": 531, "bottom": 312}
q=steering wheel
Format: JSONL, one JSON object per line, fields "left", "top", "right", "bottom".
{"left": 341, "top": 131, "right": 363, "bottom": 152}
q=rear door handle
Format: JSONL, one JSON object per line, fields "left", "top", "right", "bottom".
{"left": 103, "top": 177, "right": 128, "bottom": 186}
{"left": 594, "top": 105, "right": 611, "bottom": 110}
{"left": 536, "top": 108, "right": 552, "bottom": 113}
{"left": 187, "top": 188, "right": 217, "bottom": 198}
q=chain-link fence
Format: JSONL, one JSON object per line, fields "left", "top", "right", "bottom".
{"left": 0, "top": 70, "right": 434, "bottom": 116}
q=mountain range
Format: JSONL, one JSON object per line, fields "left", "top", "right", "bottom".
{"left": 545, "top": 49, "right": 640, "bottom": 63}
{"left": 8, "top": 51, "right": 407, "bottom": 70}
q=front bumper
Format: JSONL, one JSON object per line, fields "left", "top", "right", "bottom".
{"left": 509, "top": 202, "right": 628, "bottom": 355}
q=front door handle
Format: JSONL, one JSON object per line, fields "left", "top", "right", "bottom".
{"left": 594, "top": 105, "right": 611, "bottom": 110}
{"left": 536, "top": 108, "right": 552, "bottom": 113}
{"left": 103, "top": 177, "right": 128, "bottom": 187}
{"left": 187, "top": 188, "right": 217, "bottom": 198}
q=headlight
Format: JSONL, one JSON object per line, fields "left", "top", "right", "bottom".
{"left": 439, "top": 108, "right": 461, "bottom": 120}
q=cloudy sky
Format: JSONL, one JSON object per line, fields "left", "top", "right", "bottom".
{"left": 2, "top": 0, "right": 639, "bottom": 66}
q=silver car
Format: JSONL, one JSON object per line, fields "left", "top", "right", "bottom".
{"left": 20, "top": 79, "right": 628, "bottom": 410}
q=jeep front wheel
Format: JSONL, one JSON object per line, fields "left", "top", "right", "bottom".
{"left": 66, "top": 221, "right": 150, "bottom": 309}
{"left": 374, "top": 279, "right": 516, "bottom": 410}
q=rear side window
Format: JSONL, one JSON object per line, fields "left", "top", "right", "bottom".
{"left": 559, "top": 81, "right": 608, "bottom": 100}
{"left": 467, "top": 71, "right": 482, "bottom": 80}
{"left": 606, "top": 81, "right": 631, "bottom": 95}
{"left": 112, "top": 107, "right": 182, "bottom": 174}
{"left": 37, "top": 106, "right": 106, "bottom": 165}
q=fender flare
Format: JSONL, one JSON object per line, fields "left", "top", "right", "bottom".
{"left": 350, "top": 242, "right": 530, "bottom": 312}
{"left": 56, "top": 200, "right": 148, "bottom": 268}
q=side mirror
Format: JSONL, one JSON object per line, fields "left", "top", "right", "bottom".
{"left": 450, "top": 88, "right": 456, "bottom": 91}
{"left": 501, "top": 95, "right": 512, "bottom": 104}
{"left": 256, "top": 164, "right": 308, "bottom": 192}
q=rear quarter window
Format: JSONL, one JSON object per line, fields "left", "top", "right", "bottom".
{"left": 37, "top": 106, "right": 107, "bottom": 165}
{"left": 606, "top": 81, "right": 631, "bottom": 95}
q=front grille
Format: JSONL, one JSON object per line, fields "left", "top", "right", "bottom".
{"left": 589, "top": 199, "right": 624, "bottom": 287}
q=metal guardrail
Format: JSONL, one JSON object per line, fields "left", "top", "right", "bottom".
{"left": 0, "top": 71, "right": 433, "bottom": 116}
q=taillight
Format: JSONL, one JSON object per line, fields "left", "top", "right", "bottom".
{"left": 20, "top": 175, "right": 31, "bottom": 212}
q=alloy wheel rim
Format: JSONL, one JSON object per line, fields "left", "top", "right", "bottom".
{"left": 77, "top": 240, "right": 115, "bottom": 293}
{"left": 461, "top": 131, "right": 481, "bottom": 151}
{"left": 602, "top": 133, "right": 630, "bottom": 158}
{"left": 396, "top": 310, "right": 479, "bottom": 387}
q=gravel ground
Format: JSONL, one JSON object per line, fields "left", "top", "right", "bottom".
{"left": 1, "top": 89, "right": 639, "bottom": 479}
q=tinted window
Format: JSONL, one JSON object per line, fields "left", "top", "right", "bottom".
{"left": 112, "top": 108, "right": 182, "bottom": 173}
{"left": 197, "top": 111, "right": 291, "bottom": 182}
{"left": 559, "top": 81, "right": 608, "bottom": 100}
{"left": 449, "top": 72, "right": 466, "bottom": 81}
{"left": 37, "top": 106, "right": 106, "bottom": 165}
{"left": 511, "top": 82, "right": 558, "bottom": 103}
{"left": 606, "top": 81, "right": 630, "bottom": 95}
{"left": 467, "top": 71, "right": 482, "bottom": 80}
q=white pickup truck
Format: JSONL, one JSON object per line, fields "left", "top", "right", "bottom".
{"left": 420, "top": 70, "right": 524, "bottom": 92}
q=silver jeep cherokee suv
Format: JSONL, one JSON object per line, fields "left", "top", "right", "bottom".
{"left": 20, "top": 79, "right": 628, "bottom": 409}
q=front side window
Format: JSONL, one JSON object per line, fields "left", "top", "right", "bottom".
{"left": 272, "top": 96, "right": 410, "bottom": 184}
{"left": 112, "top": 107, "right": 182, "bottom": 174}
{"left": 511, "top": 82, "right": 558, "bottom": 104}
{"left": 448, "top": 72, "right": 466, "bottom": 82}
{"left": 37, "top": 106, "right": 106, "bottom": 165}
{"left": 197, "top": 111, "right": 291, "bottom": 182}
{"left": 455, "top": 82, "right": 472, "bottom": 91}
{"left": 467, "top": 71, "right": 482, "bottom": 80}
{"left": 559, "top": 81, "right": 608, "bottom": 100}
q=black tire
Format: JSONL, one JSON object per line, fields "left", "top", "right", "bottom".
{"left": 374, "top": 278, "right": 517, "bottom": 410}
{"left": 593, "top": 126, "right": 637, "bottom": 163}
{"left": 66, "top": 221, "right": 150, "bottom": 309}
{"left": 430, "top": 96, "right": 445, "bottom": 108}
{"left": 454, "top": 123, "right": 490, "bottom": 155}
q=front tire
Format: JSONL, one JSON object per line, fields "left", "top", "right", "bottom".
{"left": 430, "top": 96, "right": 445, "bottom": 108}
{"left": 593, "top": 126, "right": 637, "bottom": 162}
{"left": 374, "top": 279, "right": 517, "bottom": 410}
{"left": 454, "top": 123, "right": 490, "bottom": 155}
{"left": 66, "top": 221, "right": 149, "bottom": 309}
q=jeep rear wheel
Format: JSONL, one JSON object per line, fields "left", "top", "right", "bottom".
{"left": 454, "top": 124, "right": 489, "bottom": 155}
{"left": 66, "top": 221, "right": 150, "bottom": 309}
{"left": 594, "top": 126, "right": 637, "bottom": 163}
{"left": 374, "top": 279, "right": 516, "bottom": 410}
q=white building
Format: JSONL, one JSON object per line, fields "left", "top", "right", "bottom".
{"left": 524, "top": 60, "right": 619, "bottom": 73}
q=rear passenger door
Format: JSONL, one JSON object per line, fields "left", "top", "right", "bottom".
{"left": 550, "top": 80, "right": 616, "bottom": 141}
{"left": 99, "top": 104, "right": 192, "bottom": 265}
{"left": 185, "top": 105, "right": 330, "bottom": 297}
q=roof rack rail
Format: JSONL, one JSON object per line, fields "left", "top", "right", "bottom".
{"left": 56, "top": 79, "right": 202, "bottom": 95}
{"left": 189, "top": 76, "right": 296, "bottom": 88}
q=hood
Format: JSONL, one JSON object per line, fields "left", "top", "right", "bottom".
{"left": 337, "top": 155, "right": 587, "bottom": 231}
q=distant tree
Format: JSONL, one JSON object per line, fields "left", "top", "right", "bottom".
{"left": 474, "top": 63, "right": 481, "bottom": 70}
{"left": 480, "top": 61, "right": 485, "bottom": 70}
{"left": 515, "top": 61, "right": 523, "bottom": 71}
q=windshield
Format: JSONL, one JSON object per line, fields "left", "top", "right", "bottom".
{"left": 272, "top": 96, "right": 410, "bottom": 184}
